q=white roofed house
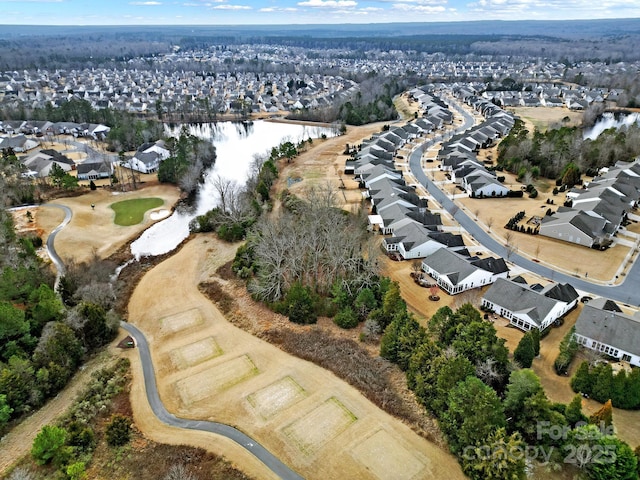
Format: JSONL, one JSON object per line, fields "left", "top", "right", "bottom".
{"left": 125, "top": 141, "right": 170, "bottom": 174}
{"left": 421, "top": 248, "right": 509, "bottom": 295}
{"left": 574, "top": 300, "right": 640, "bottom": 367}
{"left": 481, "top": 277, "right": 579, "bottom": 331}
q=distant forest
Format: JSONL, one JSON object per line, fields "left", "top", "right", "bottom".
{"left": 2, "top": 19, "right": 640, "bottom": 70}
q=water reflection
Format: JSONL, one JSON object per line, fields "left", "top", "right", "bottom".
{"left": 130, "top": 120, "right": 335, "bottom": 258}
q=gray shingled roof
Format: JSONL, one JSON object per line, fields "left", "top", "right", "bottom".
{"left": 575, "top": 304, "right": 640, "bottom": 357}
{"left": 482, "top": 278, "right": 573, "bottom": 327}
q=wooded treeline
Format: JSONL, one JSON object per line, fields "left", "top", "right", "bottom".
{"left": 0, "top": 206, "right": 121, "bottom": 432}
{"left": 497, "top": 119, "right": 640, "bottom": 184}
{"left": 379, "top": 299, "right": 638, "bottom": 479}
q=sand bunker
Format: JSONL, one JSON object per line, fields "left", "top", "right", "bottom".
{"left": 150, "top": 209, "right": 171, "bottom": 220}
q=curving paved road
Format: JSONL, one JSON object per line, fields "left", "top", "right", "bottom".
{"left": 120, "top": 322, "right": 304, "bottom": 480}
{"left": 44, "top": 203, "right": 72, "bottom": 279}
{"left": 408, "top": 98, "right": 640, "bottom": 307}
{"left": 43, "top": 203, "right": 304, "bottom": 480}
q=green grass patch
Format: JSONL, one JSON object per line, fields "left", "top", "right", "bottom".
{"left": 110, "top": 197, "right": 164, "bottom": 226}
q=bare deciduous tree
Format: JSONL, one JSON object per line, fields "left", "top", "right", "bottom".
{"left": 486, "top": 216, "right": 494, "bottom": 232}
{"left": 163, "top": 464, "right": 196, "bottom": 480}
{"left": 7, "top": 467, "right": 36, "bottom": 480}
{"left": 248, "top": 185, "right": 379, "bottom": 302}
{"left": 476, "top": 357, "right": 502, "bottom": 385}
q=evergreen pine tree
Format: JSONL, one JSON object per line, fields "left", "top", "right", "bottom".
{"left": 514, "top": 332, "right": 535, "bottom": 368}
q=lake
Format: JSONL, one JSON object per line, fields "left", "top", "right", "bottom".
{"left": 130, "top": 120, "right": 336, "bottom": 258}
{"left": 583, "top": 112, "right": 640, "bottom": 140}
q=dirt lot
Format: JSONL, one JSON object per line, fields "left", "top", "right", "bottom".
{"left": 456, "top": 185, "right": 630, "bottom": 283}
{"left": 126, "top": 235, "right": 465, "bottom": 480}
{"left": 507, "top": 106, "right": 583, "bottom": 132}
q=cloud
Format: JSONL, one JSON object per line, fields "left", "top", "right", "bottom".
{"left": 297, "top": 0, "right": 357, "bottom": 7}
{"left": 212, "top": 3, "right": 251, "bottom": 9}
{"left": 259, "top": 6, "right": 298, "bottom": 11}
{"left": 391, "top": 2, "right": 446, "bottom": 11}
{"left": 129, "top": 1, "right": 162, "bottom": 5}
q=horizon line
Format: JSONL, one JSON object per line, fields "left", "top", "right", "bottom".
{"left": 1, "top": 17, "right": 640, "bottom": 28}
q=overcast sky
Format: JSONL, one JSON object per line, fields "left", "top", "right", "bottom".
{"left": 1, "top": 0, "right": 639, "bottom": 26}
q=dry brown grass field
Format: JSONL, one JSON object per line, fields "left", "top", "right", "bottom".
{"left": 126, "top": 235, "right": 465, "bottom": 480}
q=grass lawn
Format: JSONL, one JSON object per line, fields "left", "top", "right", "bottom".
{"left": 110, "top": 197, "right": 164, "bottom": 226}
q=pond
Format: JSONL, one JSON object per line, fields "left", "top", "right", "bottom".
{"left": 130, "top": 120, "right": 336, "bottom": 258}
{"left": 583, "top": 112, "right": 640, "bottom": 140}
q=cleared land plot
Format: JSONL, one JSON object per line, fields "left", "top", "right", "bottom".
{"left": 352, "top": 429, "right": 427, "bottom": 480}
{"left": 282, "top": 397, "right": 357, "bottom": 455}
{"left": 169, "top": 336, "right": 223, "bottom": 370}
{"left": 175, "top": 355, "right": 259, "bottom": 406}
{"left": 160, "top": 308, "right": 203, "bottom": 336}
{"left": 508, "top": 106, "right": 583, "bottom": 132}
{"left": 246, "top": 376, "right": 307, "bottom": 420}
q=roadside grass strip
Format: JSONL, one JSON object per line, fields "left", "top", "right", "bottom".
{"left": 175, "top": 355, "right": 259, "bottom": 405}
{"left": 282, "top": 397, "right": 357, "bottom": 455}
{"left": 169, "top": 336, "right": 223, "bottom": 370}
{"left": 246, "top": 376, "right": 307, "bottom": 420}
{"left": 110, "top": 197, "right": 164, "bottom": 226}
{"left": 351, "top": 429, "right": 427, "bottom": 480}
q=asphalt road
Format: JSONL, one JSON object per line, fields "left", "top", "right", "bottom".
{"left": 408, "top": 99, "right": 640, "bottom": 307}
{"left": 42, "top": 202, "right": 304, "bottom": 480}
{"left": 41, "top": 203, "right": 72, "bottom": 291}
{"left": 120, "top": 322, "right": 305, "bottom": 480}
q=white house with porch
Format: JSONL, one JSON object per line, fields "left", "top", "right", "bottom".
{"left": 481, "top": 277, "right": 579, "bottom": 331}
{"left": 421, "top": 248, "right": 509, "bottom": 295}
{"left": 574, "top": 301, "right": 640, "bottom": 367}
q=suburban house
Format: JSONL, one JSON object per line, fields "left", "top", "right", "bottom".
{"left": 540, "top": 158, "right": 640, "bottom": 248}
{"left": 538, "top": 207, "right": 609, "bottom": 248}
{"left": 574, "top": 300, "right": 640, "bottom": 367}
{"left": 382, "top": 222, "right": 463, "bottom": 259}
{"left": 77, "top": 161, "right": 113, "bottom": 180}
{"left": 21, "top": 149, "right": 75, "bottom": 178}
{"left": 421, "top": 248, "right": 509, "bottom": 295}
{"left": 461, "top": 170, "right": 510, "bottom": 198}
{"left": 0, "top": 134, "right": 39, "bottom": 152}
{"left": 125, "top": 140, "right": 171, "bottom": 174}
{"left": 481, "top": 277, "right": 579, "bottom": 331}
